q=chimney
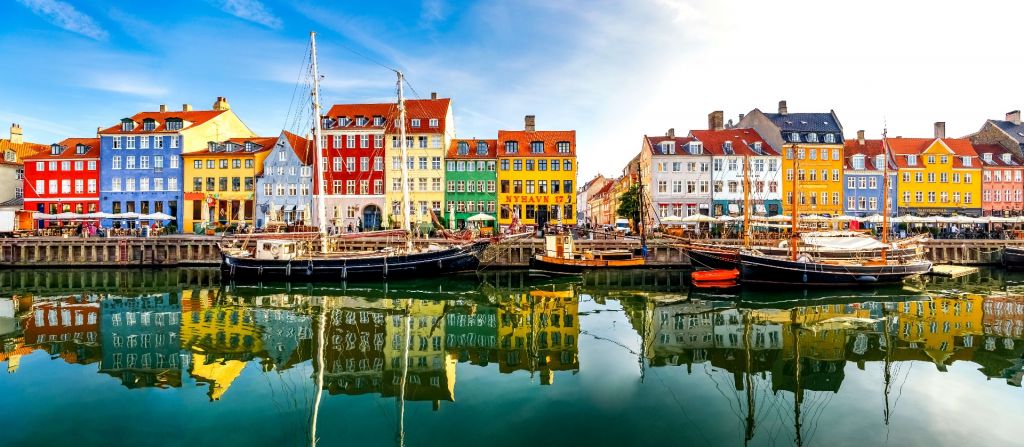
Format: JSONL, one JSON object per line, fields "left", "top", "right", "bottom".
{"left": 857, "top": 130, "right": 865, "bottom": 145}
{"left": 738, "top": 113, "right": 745, "bottom": 122}
{"left": 934, "top": 121, "right": 946, "bottom": 139}
{"left": 708, "top": 111, "right": 724, "bottom": 131}
{"left": 9, "top": 123, "right": 22, "bottom": 144}
{"left": 96, "top": 126, "right": 101, "bottom": 137}
{"left": 430, "top": 92, "right": 437, "bottom": 100}
{"left": 159, "top": 104, "right": 167, "bottom": 112}
{"left": 778, "top": 100, "right": 788, "bottom": 115}
{"left": 1007, "top": 110, "right": 1021, "bottom": 125}
{"left": 666, "top": 128, "right": 675, "bottom": 138}
{"left": 182, "top": 103, "right": 193, "bottom": 112}
{"left": 212, "top": 96, "right": 230, "bottom": 111}
{"left": 525, "top": 115, "right": 536, "bottom": 132}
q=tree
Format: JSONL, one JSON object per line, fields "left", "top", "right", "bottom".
{"left": 616, "top": 184, "right": 641, "bottom": 231}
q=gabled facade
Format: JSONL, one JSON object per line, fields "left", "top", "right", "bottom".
{"left": 843, "top": 131, "right": 896, "bottom": 216}
{"left": 98, "top": 97, "right": 254, "bottom": 231}
{"left": 320, "top": 103, "right": 390, "bottom": 232}
{"left": 638, "top": 130, "right": 710, "bottom": 222}
{"left": 587, "top": 180, "right": 615, "bottom": 227}
{"left": 577, "top": 174, "right": 613, "bottom": 227}
{"left": 890, "top": 123, "right": 982, "bottom": 216}
{"left": 181, "top": 135, "right": 276, "bottom": 232}
{"left": 445, "top": 139, "right": 497, "bottom": 230}
{"left": 690, "top": 112, "right": 782, "bottom": 217}
{"left": 738, "top": 101, "right": 845, "bottom": 215}
{"left": 382, "top": 96, "right": 454, "bottom": 232}
{"left": 22, "top": 138, "right": 100, "bottom": 219}
{"left": 497, "top": 116, "right": 577, "bottom": 228}
{"left": 0, "top": 123, "right": 47, "bottom": 204}
{"left": 969, "top": 110, "right": 1024, "bottom": 157}
{"left": 975, "top": 144, "right": 1024, "bottom": 216}
{"left": 254, "top": 131, "right": 314, "bottom": 227}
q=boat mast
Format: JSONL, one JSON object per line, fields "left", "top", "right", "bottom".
{"left": 743, "top": 154, "right": 752, "bottom": 248}
{"left": 310, "top": 32, "right": 329, "bottom": 254}
{"left": 881, "top": 130, "right": 890, "bottom": 262}
{"left": 790, "top": 152, "right": 800, "bottom": 261}
{"left": 397, "top": 71, "right": 413, "bottom": 251}
{"left": 637, "top": 161, "right": 647, "bottom": 255}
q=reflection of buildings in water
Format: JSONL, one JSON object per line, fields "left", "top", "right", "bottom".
{"left": 381, "top": 299, "right": 456, "bottom": 404}
{"left": 255, "top": 308, "right": 312, "bottom": 371}
{"left": 23, "top": 295, "right": 102, "bottom": 366}
{"left": 893, "top": 295, "right": 985, "bottom": 370}
{"left": 321, "top": 305, "right": 387, "bottom": 396}
{"left": 0, "top": 337, "right": 31, "bottom": 373}
{"left": 496, "top": 290, "right": 579, "bottom": 385}
{"left": 979, "top": 295, "right": 1024, "bottom": 386}
{"left": 100, "top": 293, "right": 183, "bottom": 389}
{"left": 1, "top": 295, "right": 33, "bottom": 372}
{"left": 445, "top": 304, "right": 498, "bottom": 366}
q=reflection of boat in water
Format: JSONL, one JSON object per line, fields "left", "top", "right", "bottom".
{"left": 529, "top": 233, "right": 646, "bottom": 274}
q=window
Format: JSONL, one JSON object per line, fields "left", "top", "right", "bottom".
{"left": 429, "top": 118, "right": 439, "bottom": 127}
{"left": 112, "top": 137, "right": 121, "bottom": 149}
{"left": 824, "top": 133, "right": 836, "bottom": 144}
{"left": 505, "top": 141, "right": 519, "bottom": 153}
{"left": 419, "top": 136, "right": 428, "bottom": 148}
{"left": 411, "top": 118, "right": 421, "bottom": 127}
{"left": 531, "top": 141, "right": 544, "bottom": 153}
{"left": 139, "top": 156, "right": 149, "bottom": 169}
{"left": 140, "top": 136, "right": 149, "bottom": 149}
{"left": 360, "top": 157, "right": 369, "bottom": 171}
{"left": 126, "top": 156, "right": 136, "bottom": 170}
{"left": 126, "top": 137, "right": 135, "bottom": 149}
{"left": 514, "top": 160, "right": 523, "bottom": 171}
{"left": 564, "top": 160, "right": 572, "bottom": 171}
{"left": 419, "top": 157, "right": 428, "bottom": 170}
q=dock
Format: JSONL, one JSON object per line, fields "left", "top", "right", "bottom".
{"left": 928, "top": 265, "right": 979, "bottom": 278}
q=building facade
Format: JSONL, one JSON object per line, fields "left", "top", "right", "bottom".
{"left": 497, "top": 116, "right": 577, "bottom": 228}
{"left": 321, "top": 104, "right": 389, "bottom": 232}
{"left": 254, "top": 131, "right": 313, "bottom": 227}
{"left": 100, "top": 293, "right": 183, "bottom": 389}
{"left": 970, "top": 110, "right": 1024, "bottom": 157}
{"left": 586, "top": 180, "right": 615, "bottom": 227}
{"left": 639, "top": 130, "right": 711, "bottom": 223}
{"left": 383, "top": 97, "right": 454, "bottom": 232}
{"left": 577, "top": 174, "right": 613, "bottom": 227}
{"left": 98, "top": 98, "right": 254, "bottom": 231}
{"left": 843, "top": 131, "right": 896, "bottom": 217}
{"left": 181, "top": 136, "right": 275, "bottom": 232}
{"left": 0, "top": 124, "right": 47, "bottom": 204}
{"left": 738, "top": 101, "right": 845, "bottom": 216}
{"left": 444, "top": 139, "right": 497, "bottom": 230}
{"left": 22, "top": 138, "right": 100, "bottom": 219}
{"left": 890, "top": 124, "right": 982, "bottom": 216}
{"left": 975, "top": 144, "right": 1024, "bottom": 216}
{"left": 691, "top": 114, "right": 781, "bottom": 217}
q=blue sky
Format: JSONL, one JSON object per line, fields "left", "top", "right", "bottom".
{"left": 3, "top": 0, "right": 1024, "bottom": 181}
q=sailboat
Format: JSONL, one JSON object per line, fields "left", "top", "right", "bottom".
{"left": 222, "top": 32, "right": 490, "bottom": 281}
{"left": 736, "top": 133, "right": 932, "bottom": 286}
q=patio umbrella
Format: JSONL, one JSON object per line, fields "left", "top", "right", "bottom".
{"left": 833, "top": 215, "right": 858, "bottom": 221}
{"left": 660, "top": 215, "right": 684, "bottom": 224}
{"left": 466, "top": 213, "right": 494, "bottom": 222}
{"left": 767, "top": 214, "right": 792, "bottom": 222}
{"left": 681, "top": 214, "right": 718, "bottom": 223}
{"left": 717, "top": 215, "right": 736, "bottom": 222}
{"left": 801, "top": 214, "right": 829, "bottom": 221}
{"left": 34, "top": 213, "right": 55, "bottom": 219}
{"left": 142, "top": 212, "right": 175, "bottom": 220}
{"left": 861, "top": 214, "right": 885, "bottom": 223}
{"left": 116, "top": 212, "right": 141, "bottom": 219}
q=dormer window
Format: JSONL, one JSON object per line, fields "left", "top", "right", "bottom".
{"left": 373, "top": 116, "right": 384, "bottom": 126}
{"left": 824, "top": 133, "right": 836, "bottom": 144}
{"left": 875, "top": 154, "right": 885, "bottom": 170}
{"left": 806, "top": 133, "right": 819, "bottom": 143}
{"left": 356, "top": 117, "right": 367, "bottom": 126}
{"left": 962, "top": 156, "right": 972, "bottom": 167}
{"left": 245, "top": 142, "right": 256, "bottom": 151}
{"left": 165, "top": 119, "right": 183, "bottom": 131}
{"left": 3, "top": 150, "right": 14, "bottom": 162}
{"left": 687, "top": 141, "right": 703, "bottom": 155}
{"left": 75, "top": 144, "right": 88, "bottom": 155}
{"left": 789, "top": 132, "right": 800, "bottom": 142}
{"left": 338, "top": 117, "right": 350, "bottom": 127}
{"left": 659, "top": 142, "right": 675, "bottom": 154}
{"left": 751, "top": 142, "right": 763, "bottom": 154}
{"left": 505, "top": 141, "right": 518, "bottom": 154}
{"left": 556, "top": 142, "right": 570, "bottom": 153}
{"left": 476, "top": 141, "right": 488, "bottom": 155}
{"left": 723, "top": 141, "right": 734, "bottom": 155}
{"left": 1002, "top": 153, "right": 1012, "bottom": 164}
{"left": 429, "top": 118, "right": 439, "bottom": 128}
{"left": 208, "top": 142, "right": 218, "bottom": 151}
{"left": 907, "top": 155, "right": 917, "bottom": 166}
{"left": 411, "top": 118, "right": 421, "bottom": 127}
{"left": 530, "top": 141, "right": 544, "bottom": 153}
{"left": 143, "top": 119, "right": 156, "bottom": 131}
{"left": 852, "top": 155, "right": 865, "bottom": 170}
{"left": 120, "top": 119, "right": 135, "bottom": 131}
{"left": 50, "top": 144, "right": 62, "bottom": 155}
{"left": 983, "top": 153, "right": 993, "bottom": 163}
{"left": 321, "top": 118, "right": 333, "bottom": 129}
{"left": 457, "top": 141, "right": 469, "bottom": 155}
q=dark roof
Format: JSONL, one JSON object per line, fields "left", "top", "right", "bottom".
{"left": 974, "top": 143, "right": 1023, "bottom": 167}
{"left": 0, "top": 197, "right": 23, "bottom": 208}
{"left": 644, "top": 135, "right": 695, "bottom": 156}
{"left": 990, "top": 120, "right": 1024, "bottom": 145}
{"left": 447, "top": 139, "right": 497, "bottom": 159}
{"left": 764, "top": 112, "right": 842, "bottom": 133}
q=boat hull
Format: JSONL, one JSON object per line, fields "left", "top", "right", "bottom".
{"left": 221, "top": 241, "right": 488, "bottom": 282}
{"left": 1003, "top": 246, "right": 1024, "bottom": 269}
{"left": 738, "top": 253, "right": 932, "bottom": 287}
{"left": 686, "top": 247, "right": 741, "bottom": 270}
{"left": 687, "top": 245, "right": 921, "bottom": 270}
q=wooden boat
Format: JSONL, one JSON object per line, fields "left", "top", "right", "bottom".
{"left": 1003, "top": 246, "right": 1024, "bottom": 269}
{"left": 691, "top": 268, "right": 739, "bottom": 282}
{"left": 529, "top": 233, "right": 646, "bottom": 274}
{"left": 691, "top": 279, "right": 739, "bottom": 290}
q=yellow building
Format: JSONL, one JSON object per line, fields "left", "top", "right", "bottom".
{"left": 383, "top": 97, "right": 454, "bottom": 232}
{"left": 181, "top": 136, "right": 276, "bottom": 232}
{"left": 497, "top": 116, "right": 577, "bottom": 228}
{"left": 496, "top": 287, "right": 579, "bottom": 385}
{"left": 382, "top": 299, "right": 456, "bottom": 403}
{"left": 894, "top": 295, "right": 984, "bottom": 368}
{"left": 738, "top": 101, "right": 845, "bottom": 215}
{"left": 890, "top": 126, "right": 982, "bottom": 216}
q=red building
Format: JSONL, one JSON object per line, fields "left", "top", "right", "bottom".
{"left": 23, "top": 137, "right": 101, "bottom": 218}
{"left": 319, "top": 104, "right": 390, "bottom": 230}
{"left": 976, "top": 144, "right": 1024, "bottom": 216}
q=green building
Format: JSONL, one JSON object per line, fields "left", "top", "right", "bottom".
{"left": 445, "top": 139, "right": 498, "bottom": 231}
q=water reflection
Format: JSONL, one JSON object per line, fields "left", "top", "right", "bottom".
{"left": 1, "top": 269, "right": 1022, "bottom": 446}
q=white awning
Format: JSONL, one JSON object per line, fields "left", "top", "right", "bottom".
{"left": 728, "top": 204, "right": 740, "bottom": 213}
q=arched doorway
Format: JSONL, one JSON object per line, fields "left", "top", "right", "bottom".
{"left": 362, "top": 205, "right": 381, "bottom": 231}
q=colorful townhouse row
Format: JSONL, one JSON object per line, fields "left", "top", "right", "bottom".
{"left": 4, "top": 96, "right": 578, "bottom": 233}
{"left": 578, "top": 101, "right": 1024, "bottom": 228}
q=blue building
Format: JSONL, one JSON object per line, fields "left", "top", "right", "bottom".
{"left": 100, "top": 293, "right": 183, "bottom": 389}
{"left": 97, "top": 98, "right": 253, "bottom": 232}
{"left": 254, "top": 131, "right": 313, "bottom": 228}
{"left": 843, "top": 131, "right": 896, "bottom": 217}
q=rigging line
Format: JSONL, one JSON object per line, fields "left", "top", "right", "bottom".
{"left": 647, "top": 365, "right": 715, "bottom": 447}
{"left": 282, "top": 40, "right": 313, "bottom": 133}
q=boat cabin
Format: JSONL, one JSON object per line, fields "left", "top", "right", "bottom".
{"left": 255, "top": 239, "right": 305, "bottom": 261}
{"left": 545, "top": 234, "right": 577, "bottom": 259}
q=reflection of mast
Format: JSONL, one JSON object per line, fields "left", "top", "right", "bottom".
{"left": 311, "top": 303, "right": 326, "bottom": 447}
{"left": 793, "top": 318, "right": 803, "bottom": 447}
{"left": 743, "top": 310, "right": 755, "bottom": 444}
{"left": 882, "top": 313, "right": 893, "bottom": 427}
{"left": 396, "top": 300, "right": 411, "bottom": 447}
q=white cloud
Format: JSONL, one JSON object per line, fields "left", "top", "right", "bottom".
{"left": 215, "top": 0, "right": 283, "bottom": 29}
{"left": 15, "top": 0, "right": 108, "bottom": 40}
{"left": 420, "top": 0, "right": 447, "bottom": 27}
{"left": 84, "top": 74, "right": 169, "bottom": 98}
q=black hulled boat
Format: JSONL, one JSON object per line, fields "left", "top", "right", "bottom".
{"left": 1003, "top": 246, "right": 1024, "bottom": 268}
{"left": 737, "top": 251, "right": 932, "bottom": 287}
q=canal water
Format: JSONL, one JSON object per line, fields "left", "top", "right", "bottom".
{"left": 1, "top": 268, "right": 1021, "bottom": 447}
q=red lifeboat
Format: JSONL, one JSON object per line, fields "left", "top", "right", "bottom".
{"left": 691, "top": 269, "right": 739, "bottom": 282}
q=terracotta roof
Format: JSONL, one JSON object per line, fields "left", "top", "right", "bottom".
{"left": 447, "top": 139, "right": 497, "bottom": 159}
{"left": 644, "top": 135, "right": 695, "bottom": 156}
{"left": 0, "top": 139, "right": 48, "bottom": 163}
{"left": 974, "top": 143, "right": 1023, "bottom": 167}
{"left": 886, "top": 137, "right": 979, "bottom": 169}
{"left": 324, "top": 98, "right": 451, "bottom": 134}
{"left": 99, "top": 110, "right": 227, "bottom": 134}
{"left": 689, "top": 128, "right": 776, "bottom": 156}
{"left": 593, "top": 180, "right": 615, "bottom": 197}
{"left": 497, "top": 130, "right": 575, "bottom": 157}
{"left": 282, "top": 131, "right": 313, "bottom": 165}
{"left": 24, "top": 137, "right": 100, "bottom": 161}
{"left": 843, "top": 139, "right": 892, "bottom": 170}
{"left": 183, "top": 136, "right": 278, "bottom": 156}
